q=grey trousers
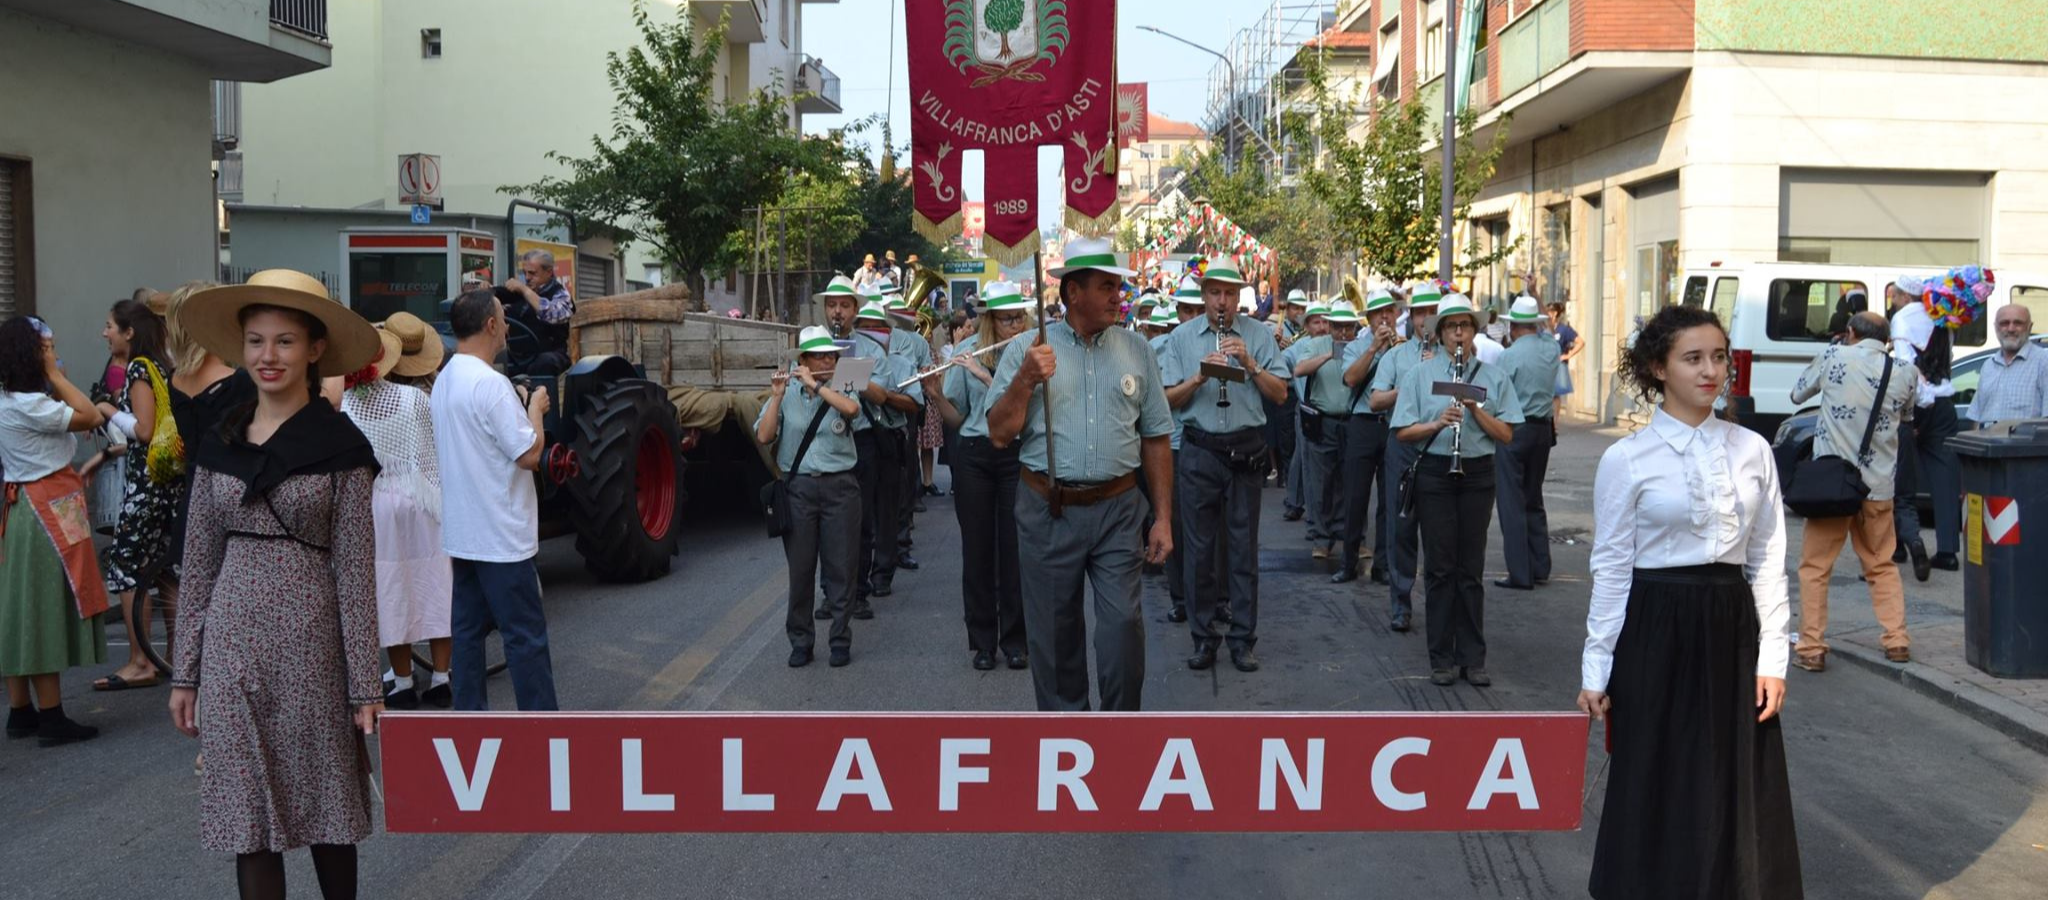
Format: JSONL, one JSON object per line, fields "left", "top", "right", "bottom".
{"left": 1495, "top": 418, "right": 1554, "bottom": 586}
{"left": 783, "top": 472, "right": 861, "bottom": 651}
{"left": 1894, "top": 399, "right": 1962, "bottom": 555}
{"left": 1382, "top": 433, "right": 1422, "bottom": 618}
{"left": 1339, "top": 415, "right": 1390, "bottom": 577}
{"left": 1016, "top": 483, "right": 1148, "bottom": 711}
{"left": 1286, "top": 414, "right": 1307, "bottom": 513}
{"left": 1179, "top": 441, "right": 1264, "bottom": 650}
{"left": 1302, "top": 414, "right": 1347, "bottom": 544}
{"left": 898, "top": 421, "right": 920, "bottom": 551}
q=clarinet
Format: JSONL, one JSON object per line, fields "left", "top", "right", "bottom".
{"left": 1448, "top": 343, "right": 1468, "bottom": 478}
{"left": 1214, "top": 311, "right": 1236, "bottom": 409}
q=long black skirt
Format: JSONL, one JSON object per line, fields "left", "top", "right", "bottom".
{"left": 1590, "top": 563, "right": 1803, "bottom": 899}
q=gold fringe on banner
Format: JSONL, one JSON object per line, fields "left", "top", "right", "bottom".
{"left": 912, "top": 211, "right": 964, "bottom": 247}
{"left": 1063, "top": 203, "right": 1121, "bottom": 239}
{"left": 980, "top": 229, "right": 1043, "bottom": 268}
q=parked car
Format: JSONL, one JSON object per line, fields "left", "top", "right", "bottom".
{"left": 1769, "top": 337, "right": 2048, "bottom": 515}
{"left": 1678, "top": 262, "right": 2048, "bottom": 438}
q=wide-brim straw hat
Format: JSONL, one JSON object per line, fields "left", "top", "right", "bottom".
{"left": 185, "top": 269, "right": 381, "bottom": 374}
{"left": 366, "top": 329, "right": 405, "bottom": 380}
{"left": 381, "top": 311, "right": 445, "bottom": 377}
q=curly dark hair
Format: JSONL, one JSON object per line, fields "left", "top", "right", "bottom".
{"left": 0, "top": 316, "right": 48, "bottom": 394}
{"left": 1618, "top": 305, "right": 1728, "bottom": 405}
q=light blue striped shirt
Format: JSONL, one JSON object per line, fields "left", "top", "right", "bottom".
{"left": 752, "top": 380, "right": 858, "bottom": 476}
{"left": 1158, "top": 315, "right": 1290, "bottom": 434}
{"left": 987, "top": 321, "right": 1175, "bottom": 482}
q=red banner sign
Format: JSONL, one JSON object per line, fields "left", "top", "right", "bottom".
{"left": 379, "top": 713, "right": 1589, "bottom": 833}
{"left": 1117, "top": 82, "right": 1149, "bottom": 147}
{"left": 906, "top": 0, "right": 1119, "bottom": 264}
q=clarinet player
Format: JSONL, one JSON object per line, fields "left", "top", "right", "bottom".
{"left": 1389, "top": 294, "right": 1524, "bottom": 687}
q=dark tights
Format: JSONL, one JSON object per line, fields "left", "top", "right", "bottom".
{"left": 236, "top": 844, "right": 356, "bottom": 900}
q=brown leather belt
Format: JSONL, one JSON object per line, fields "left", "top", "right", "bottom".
{"left": 1020, "top": 469, "right": 1138, "bottom": 508}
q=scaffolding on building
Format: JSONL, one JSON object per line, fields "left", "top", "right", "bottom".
{"left": 1204, "top": 1, "right": 1338, "bottom": 184}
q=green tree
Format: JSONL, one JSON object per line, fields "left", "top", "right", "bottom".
{"left": 1296, "top": 55, "right": 1516, "bottom": 284}
{"left": 504, "top": 1, "right": 839, "bottom": 307}
{"left": 985, "top": 0, "right": 1024, "bottom": 59}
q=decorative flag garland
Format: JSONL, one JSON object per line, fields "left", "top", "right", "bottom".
{"left": 1134, "top": 204, "right": 1277, "bottom": 288}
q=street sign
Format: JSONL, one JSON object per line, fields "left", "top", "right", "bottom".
{"left": 398, "top": 153, "right": 443, "bottom": 209}
{"left": 410, "top": 204, "right": 432, "bottom": 225}
{"left": 379, "top": 711, "right": 1588, "bottom": 833}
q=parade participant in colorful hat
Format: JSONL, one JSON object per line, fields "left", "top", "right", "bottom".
{"left": 1491, "top": 296, "right": 1561, "bottom": 591}
{"left": 1389, "top": 293, "right": 1524, "bottom": 687}
{"left": 172, "top": 269, "right": 387, "bottom": 894}
{"left": 845, "top": 294, "right": 923, "bottom": 617}
{"left": 757, "top": 326, "right": 864, "bottom": 668}
{"left": 1886, "top": 273, "right": 1962, "bottom": 571}
{"left": 1364, "top": 282, "right": 1444, "bottom": 626}
{"left": 986, "top": 237, "right": 1174, "bottom": 711}
{"left": 1, "top": 315, "right": 111, "bottom": 746}
{"left": 1159, "top": 257, "right": 1291, "bottom": 674}
{"left": 1287, "top": 301, "right": 1351, "bottom": 560}
{"left": 1332, "top": 286, "right": 1403, "bottom": 584}
{"left": 923, "top": 281, "right": 1036, "bottom": 671}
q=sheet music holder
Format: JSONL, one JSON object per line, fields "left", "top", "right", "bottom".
{"left": 828, "top": 356, "right": 877, "bottom": 397}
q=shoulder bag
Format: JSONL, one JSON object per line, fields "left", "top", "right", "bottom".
{"left": 1784, "top": 353, "right": 1892, "bottom": 519}
{"left": 759, "top": 401, "right": 833, "bottom": 538}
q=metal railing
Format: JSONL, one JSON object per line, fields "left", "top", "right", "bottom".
{"left": 269, "top": 0, "right": 328, "bottom": 40}
{"left": 216, "top": 152, "right": 244, "bottom": 201}
{"left": 798, "top": 55, "right": 841, "bottom": 113}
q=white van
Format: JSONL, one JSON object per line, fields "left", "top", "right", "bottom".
{"left": 1676, "top": 262, "right": 2048, "bottom": 435}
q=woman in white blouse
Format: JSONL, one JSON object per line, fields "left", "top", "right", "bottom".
{"left": 1579, "top": 305, "right": 1802, "bottom": 898}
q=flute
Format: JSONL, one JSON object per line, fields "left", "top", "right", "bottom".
{"left": 894, "top": 330, "right": 1034, "bottom": 389}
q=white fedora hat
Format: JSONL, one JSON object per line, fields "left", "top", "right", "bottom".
{"left": 1048, "top": 237, "right": 1136, "bottom": 278}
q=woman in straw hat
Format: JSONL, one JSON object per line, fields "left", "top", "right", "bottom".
{"left": 924, "top": 281, "right": 1035, "bottom": 671}
{"left": 166, "top": 269, "right": 385, "bottom": 898}
{"left": 338, "top": 311, "right": 454, "bottom": 710}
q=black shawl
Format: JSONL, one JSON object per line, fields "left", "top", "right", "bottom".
{"left": 194, "top": 395, "right": 379, "bottom": 504}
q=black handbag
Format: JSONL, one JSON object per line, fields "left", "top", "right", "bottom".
{"left": 1785, "top": 354, "right": 1893, "bottom": 519}
{"left": 759, "top": 403, "right": 833, "bottom": 538}
{"left": 1298, "top": 402, "right": 1325, "bottom": 442}
{"left": 1183, "top": 426, "right": 1269, "bottom": 474}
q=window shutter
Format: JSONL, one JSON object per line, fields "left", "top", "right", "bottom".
{"left": 0, "top": 158, "right": 16, "bottom": 319}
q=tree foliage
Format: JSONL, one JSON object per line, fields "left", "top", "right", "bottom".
{"left": 1296, "top": 55, "right": 1516, "bottom": 284}
{"left": 503, "top": 1, "right": 839, "bottom": 304}
{"left": 984, "top": 0, "right": 1024, "bottom": 58}
{"left": 1175, "top": 149, "right": 1334, "bottom": 292}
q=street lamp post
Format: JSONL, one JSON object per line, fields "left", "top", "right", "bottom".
{"left": 1137, "top": 25, "right": 1237, "bottom": 175}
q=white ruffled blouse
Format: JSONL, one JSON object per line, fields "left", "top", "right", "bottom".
{"left": 1581, "top": 407, "right": 1790, "bottom": 691}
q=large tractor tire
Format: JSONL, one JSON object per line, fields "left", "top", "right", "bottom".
{"left": 566, "top": 380, "right": 686, "bottom": 582}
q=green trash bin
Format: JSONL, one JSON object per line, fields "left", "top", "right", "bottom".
{"left": 1952, "top": 419, "right": 2048, "bottom": 678}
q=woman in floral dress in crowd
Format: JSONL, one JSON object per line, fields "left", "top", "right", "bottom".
{"left": 167, "top": 270, "right": 385, "bottom": 900}
{"left": 89, "top": 296, "right": 185, "bottom": 691}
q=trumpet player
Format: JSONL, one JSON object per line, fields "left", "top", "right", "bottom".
{"left": 1332, "top": 288, "right": 1402, "bottom": 585}
{"left": 1367, "top": 285, "right": 1443, "bottom": 629}
{"left": 1161, "top": 261, "right": 1291, "bottom": 673}
{"left": 1389, "top": 294, "right": 1524, "bottom": 688}
{"left": 883, "top": 287, "right": 932, "bottom": 576}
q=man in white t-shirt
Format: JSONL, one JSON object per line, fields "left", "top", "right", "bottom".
{"left": 432, "top": 288, "right": 559, "bottom": 710}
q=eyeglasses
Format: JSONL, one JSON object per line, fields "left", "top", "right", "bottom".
{"left": 993, "top": 313, "right": 1028, "bottom": 326}
{"left": 1439, "top": 320, "right": 1476, "bottom": 332}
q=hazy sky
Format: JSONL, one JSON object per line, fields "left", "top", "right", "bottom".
{"left": 800, "top": 0, "right": 1277, "bottom": 229}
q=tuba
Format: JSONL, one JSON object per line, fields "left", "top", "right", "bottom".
{"left": 904, "top": 267, "right": 948, "bottom": 340}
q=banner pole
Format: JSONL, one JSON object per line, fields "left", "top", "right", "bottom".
{"left": 1036, "top": 246, "right": 1060, "bottom": 517}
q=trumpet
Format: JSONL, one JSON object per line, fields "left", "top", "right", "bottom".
{"left": 1448, "top": 343, "right": 1468, "bottom": 478}
{"left": 893, "top": 330, "right": 1032, "bottom": 389}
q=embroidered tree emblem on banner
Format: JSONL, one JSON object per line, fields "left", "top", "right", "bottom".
{"left": 944, "top": 0, "right": 1069, "bottom": 87}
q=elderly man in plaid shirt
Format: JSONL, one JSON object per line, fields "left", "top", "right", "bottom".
{"left": 1969, "top": 304, "right": 2048, "bottom": 427}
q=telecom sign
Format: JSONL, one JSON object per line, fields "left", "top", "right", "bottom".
{"left": 399, "top": 153, "right": 443, "bottom": 210}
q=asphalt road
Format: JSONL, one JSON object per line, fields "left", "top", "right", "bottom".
{"left": 7, "top": 421, "right": 2046, "bottom": 899}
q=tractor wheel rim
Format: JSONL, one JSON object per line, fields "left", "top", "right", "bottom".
{"left": 636, "top": 426, "right": 677, "bottom": 540}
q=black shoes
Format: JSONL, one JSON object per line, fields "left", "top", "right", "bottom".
{"left": 1464, "top": 667, "right": 1492, "bottom": 687}
{"left": 815, "top": 607, "right": 834, "bottom": 620}
{"left": 1330, "top": 569, "right": 1359, "bottom": 584}
{"left": 5, "top": 705, "right": 37, "bottom": 739}
{"left": 829, "top": 647, "right": 851, "bottom": 668}
{"left": 913, "top": 500, "right": 928, "bottom": 513}
{"left": 1005, "top": 650, "right": 1028, "bottom": 670}
{"left": 384, "top": 685, "right": 420, "bottom": 710}
{"left": 1492, "top": 579, "right": 1534, "bottom": 591}
{"left": 1429, "top": 668, "right": 1457, "bottom": 686}
{"left": 1230, "top": 647, "right": 1260, "bottom": 672}
{"left": 421, "top": 682, "right": 452, "bottom": 709}
{"left": 35, "top": 706, "right": 99, "bottom": 747}
{"left": 1282, "top": 508, "right": 1305, "bottom": 522}
{"left": 851, "top": 601, "right": 875, "bottom": 620}
{"left": 896, "top": 554, "right": 920, "bottom": 571}
{"left": 1167, "top": 605, "right": 1188, "bottom": 623}
{"left": 972, "top": 651, "right": 995, "bottom": 671}
{"left": 1370, "top": 569, "right": 1390, "bottom": 585}
{"left": 1389, "top": 613, "right": 1412, "bottom": 632}
{"left": 871, "top": 584, "right": 895, "bottom": 598}
{"left": 1931, "top": 552, "right": 1960, "bottom": 572}
{"left": 789, "top": 647, "right": 813, "bottom": 668}
{"left": 1893, "top": 543, "right": 1909, "bottom": 564}
{"left": 1186, "top": 644, "right": 1219, "bottom": 670}
{"left": 1907, "top": 540, "right": 1931, "bottom": 582}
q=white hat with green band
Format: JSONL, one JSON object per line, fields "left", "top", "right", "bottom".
{"left": 1304, "top": 304, "right": 1331, "bottom": 321}
{"left": 1047, "top": 236, "right": 1137, "bottom": 278}
{"left": 1407, "top": 283, "right": 1444, "bottom": 307}
{"left": 854, "top": 299, "right": 892, "bottom": 323}
{"left": 1174, "top": 275, "right": 1206, "bottom": 307}
{"left": 814, "top": 274, "right": 860, "bottom": 302}
{"left": 1327, "top": 301, "right": 1361, "bottom": 324}
{"left": 795, "top": 325, "right": 843, "bottom": 355}
{"left": 981, "top": 280, "right": 1035, "bottom": 312}
{"left": 1433, "top": 293, "right": 1479, "bottom": 333}
{"left": 1201, "top": 259, "right": 1249, "bottom": 287}
{"left": 878, "top": 279, "right": 903, "bottom": 295}
{"left": 1148, "top": 305, "right": 1177, "bottom": 326}
{"left": 1364, "top": 288, "right": 1397, "bottom": 313}
{"left": 1505, "top": 294, "right": 1544, "bottom": 322}
{"left": 1286, "top": 288, "right": 1310, "bottom": 306}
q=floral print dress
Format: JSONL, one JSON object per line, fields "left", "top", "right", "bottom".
{"left": 101, "top": 358, "right": 183, "bottom": 592}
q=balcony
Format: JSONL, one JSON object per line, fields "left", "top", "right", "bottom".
{"left": 796, "top": 55, "right": 841, "bottom": 115}
{"left": 1498, "top": 0, "right": 1571, "bottom": 98}
{"left": 691, "top": 0, "right": 767, "bottom": 43}
{"left": 0, "top": 0, "right": 331, "bottom": 81}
